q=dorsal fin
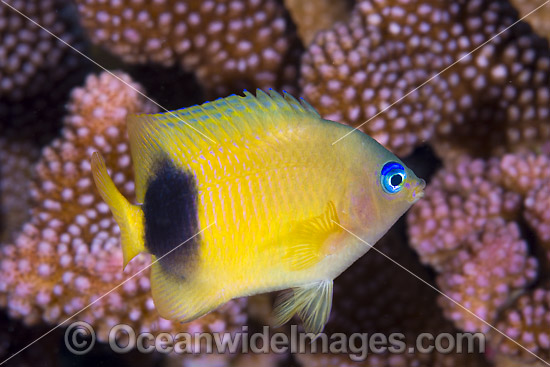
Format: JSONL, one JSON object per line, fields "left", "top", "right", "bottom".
{"left": 127, "top": 89, "right": 322, "bottom": 203}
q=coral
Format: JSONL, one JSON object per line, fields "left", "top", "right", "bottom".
{"left": 408, "top": 155, "right": 539, "bottom": 332}
{"left": 0, "top": 0, "right": 88, "bottom": 141}
{"left": 493, "top": 288, "right": 550, "bottom": 366}
{"left": 0, "top": 71, "right": 247, "bottom": 344}
{"left": 408, "top": 151, "right": 550, "bottom": 364}
{"left": 284, "top": 0, "right": 352, "bottom": 45}
{"left": 496, "top": 153, "right": 550, "bottom": 246}
{"left": 510, "top": 0, "right": 550, "bottom": 40}
{"left": 497, "top": 153, "right": 550, "bottom": 195}
{"left": 75, "top": 0, "right": 301, "bottom": 97}
{"left": 435, "top": 219, "right": 537, "bottom": 333}
{"left": 493, "top": 288, "right": 550, "bottom": 365}
{"left": 0, "top": 138, "right": 39, "bottom": 242}
{"left": 524, "top": 185, "right": 550, "bottom": 246}
{"left": 296, "top": 225, "right": 489, "bottom": 366}
{"left": 407, "top": 156, "right": 522, "bottom": 268}
{"left": 495, "top": 289, "right": 550, "bottom": 360}
{"left": 1, "top": 1, "right": 548, "bottom": 364}
{"left": 300, "top": 0, "right": 550, "bottom": 157}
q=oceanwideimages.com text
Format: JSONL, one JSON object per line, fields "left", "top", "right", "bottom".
{"left": 65, "top": 322, "right": 485, "bottom": 361}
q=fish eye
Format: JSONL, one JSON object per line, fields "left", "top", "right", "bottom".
{"left": 380, "top": 162, "right": 406, "bottom": 194}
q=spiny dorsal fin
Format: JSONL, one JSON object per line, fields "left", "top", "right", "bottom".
{"left": 127, "top": 89, "right": 321, "bottom": 203}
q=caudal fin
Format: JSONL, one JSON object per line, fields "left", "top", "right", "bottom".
{"left": 91, "top": 152, "right": 145, "bottom": 268}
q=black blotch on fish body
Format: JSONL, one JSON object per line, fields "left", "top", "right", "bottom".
{"left": 143, "top": 156, "right": 199, "bottom": 277}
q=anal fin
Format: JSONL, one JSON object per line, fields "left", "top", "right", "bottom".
{"left": 151, "top": 258, "right": 224, "bottom": 322}
{"left": 273, "top": 280, "right": 333, "bottom": 335}
{"left": 282, "top": 201, "right": 341, "bottom": 270}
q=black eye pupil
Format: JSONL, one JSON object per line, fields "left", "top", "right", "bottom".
{"left": 390, "top": 174, "right": 402, "bottom": 187}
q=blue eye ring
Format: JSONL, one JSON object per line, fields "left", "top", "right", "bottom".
{"left": 380, "top": 162, "right": 406, "bottom": 194}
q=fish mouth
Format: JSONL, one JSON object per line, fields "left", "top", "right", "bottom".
{"left": 408, "top": 178, "right": 426, "bottom": 203}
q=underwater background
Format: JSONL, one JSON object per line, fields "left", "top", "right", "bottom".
{"left": 1, "top": 0, "right": 549, "bottom": 366}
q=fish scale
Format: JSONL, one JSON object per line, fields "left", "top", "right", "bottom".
{"left": 91, "top": 89, "right": 425, "bottom": 334}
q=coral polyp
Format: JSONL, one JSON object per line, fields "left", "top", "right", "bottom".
{"left": 1, "top": 0, "right": 550, "bottom": 366}
{"left": 0, "top": 72, "right": 247, "bottom": 344}
{"left": 75, "top": 0, "right": 301, "bottom": 96}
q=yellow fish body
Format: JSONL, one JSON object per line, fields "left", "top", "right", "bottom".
{"left": 91, "top": 90, "right": 425, "bottom": 334}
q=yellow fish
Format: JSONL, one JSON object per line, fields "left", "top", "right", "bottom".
{"left": 91, "top": 90, "right": 425, "bottom": 334}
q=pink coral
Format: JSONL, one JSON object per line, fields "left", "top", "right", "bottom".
{"left": 407, "top": 156, "right": 522, "bottom": 268}
{"left": 0, "top": 138, "right": 39, "bottom": 242}
{"left": 493, "top": 288, "right": 550, "bottom": 364}
{"left": 0, "top": 0, "right": 82, "bottom": 99}
{"left": 300, "top": 0, "right": 550, "bottom": 157}
{"left": 498, "top": 153, "right": 550, "bottom": 194}
{"left": 407, "top": 155, "right": 542, "bottom": 330}
{"left": 0, "top": 0, "right": 88, "bottom": 140}
{"left": 408, "top": 151, "right": 550, "bottom": 364}
{"left": 435, "top": 219, "right": 537, "bottom": 333}
{"left": 525, "top": 185, "right": 550, "bottom": 245}
{"left": 496, "top": 152, "right": 550, "bottom": 247}
{"left": 0, "top": 71, "right": 247, "bottom": 343}
{"left": 297, "top": 227, "right": 489, "bottom": 366}
{"left": 75, "top": 0, "right": 301, "bottom": 96}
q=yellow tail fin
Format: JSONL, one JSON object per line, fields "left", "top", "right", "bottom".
{"left": 91, "top": 152, "right": 145, "bottom": 268}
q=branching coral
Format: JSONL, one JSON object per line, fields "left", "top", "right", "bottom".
{"left": 1, "top": 1, "right": 547, "bottom": 365}
{"left": 0, "top": 71, "right": 247, "bottom": 344}
{"left": 75, "top": 0, "right": 301, "bottom": 97}
{"left": 408, "top": 151, "right": 550, "bottom": 363}
{"left": 435, "top": 218, "right": 537, "bottom": 333}
{"left": 300, "top": 0, "right": 550, "bottom": 157}
{"left": 0, "top": 0, "right": 88, "bottom": 140}
{"left": 284, "top": 0, "right": 353, "bottom": 45}
{"left": 0, "top": 138, "right": 39, "bottom": 242}
{"left": 493, "top": 287, "right": 550, "bottom": 365}
{"left": 510, "top": 0, "right": 550, "bottom": 40}
{"left": 525, "top": 186, "right": 550, "bottom": 246}
{"left": 296, "top": 225, "right": 488, "bottom": 367}
{"left": 407, "top": 155, "right": 539, "bottom": 332}
{"left": 408, "top": 156, "right": 522, "bottom": 268}
{"left": 497, "top": 153, "right": 550, "bottom": 247}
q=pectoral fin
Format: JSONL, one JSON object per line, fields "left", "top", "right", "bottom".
{"left": 273, "top": 280, "right": 333, "bottom": 335}
{"left": 282, "top": 201, "right": 341, "bottom": 270}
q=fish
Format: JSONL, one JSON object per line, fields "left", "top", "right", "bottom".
{"left": 91, "top": 89, "right": 425, "bottom": 334}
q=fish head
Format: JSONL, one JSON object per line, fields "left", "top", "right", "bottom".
{"left": 343, "top": 134, "right": 425, "bottom": 242}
